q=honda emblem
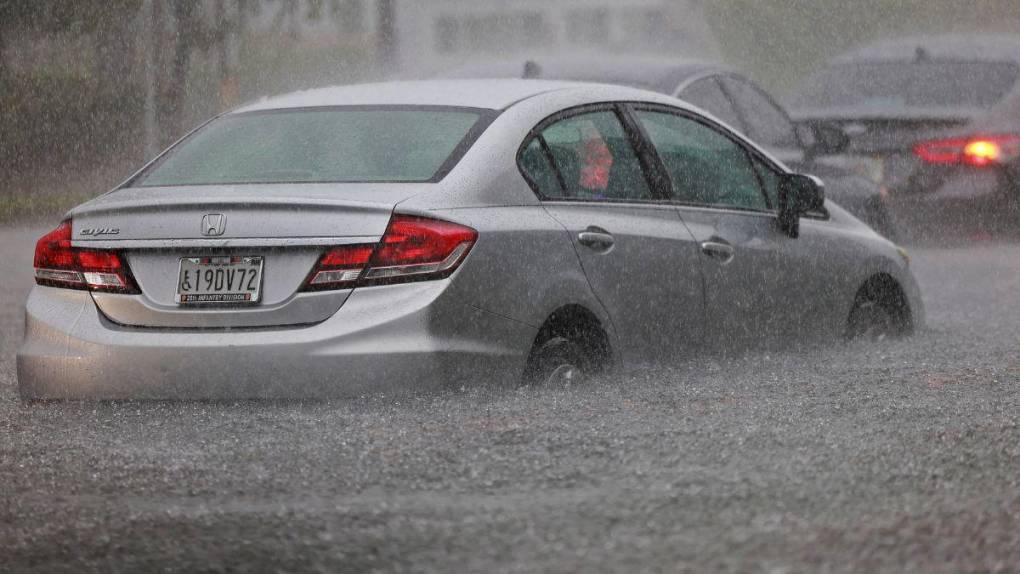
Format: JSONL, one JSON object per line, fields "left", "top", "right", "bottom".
{"left": 201, "top": 214, "right": 226, "bottom": 237}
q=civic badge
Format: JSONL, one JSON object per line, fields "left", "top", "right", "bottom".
{"left": 201, "top": 213, "right": 226, "bottom": 237}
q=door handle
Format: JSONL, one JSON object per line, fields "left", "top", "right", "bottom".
{"left": 700, "top": 240, "right": 735, "bottom": 264}
{"left": 578, "top": 230, "right": 615, "bottom": 249}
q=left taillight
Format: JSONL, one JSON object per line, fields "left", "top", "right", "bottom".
{"left": 914, "top": 134, "right": 1020, "bottom": 167}
{"left": 302, "top": 214, "right": 478, "bottom": 291}
{"left": 34, "top": 220, "right": 139, "bottom": 294}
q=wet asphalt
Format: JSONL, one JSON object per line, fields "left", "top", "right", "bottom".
{"left": 2, "top": 222, "right": 1019, "bottom": 573}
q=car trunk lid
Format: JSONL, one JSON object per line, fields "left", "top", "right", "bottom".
{"left": 70, "top": 184, "right": 422, "bottom": 328}
{"left": 796, "top": 108, "right": 977, "bottom": 188}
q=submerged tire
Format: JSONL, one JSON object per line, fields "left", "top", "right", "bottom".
{"left": 847, "top": 300, "right": 898, "bottom": 340}
{"left": 523, "top": 336, "right": 589, "bottom": 387}
{"left": 846, "top": 281, "right": 908, "bottom": 341}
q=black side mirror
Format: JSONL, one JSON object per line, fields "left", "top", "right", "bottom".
{"left": 778, "top": 174, "right": 825, "bottom": 238}
{"left": 808, "top": 124, "right": 850, "bottom": 157}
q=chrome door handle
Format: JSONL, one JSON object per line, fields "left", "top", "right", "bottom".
{"left": 578, "top": 231, "right": 615, "bottom": 249}
{"left": 700, "top": 240, "right": 735, "bottom": 264}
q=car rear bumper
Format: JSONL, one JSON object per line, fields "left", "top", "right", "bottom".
{"left": 893, "top": 169, "right": 1020, "bottom": 231}
{"left": 17, "top": 282, "right": 537, "bottom": 399}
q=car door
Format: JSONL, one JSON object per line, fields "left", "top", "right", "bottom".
{"left": 518, "top": 105, "right": 705, "bottom": 365}
{"left": 627, "top": 104, "right": 840, "bottom": 347}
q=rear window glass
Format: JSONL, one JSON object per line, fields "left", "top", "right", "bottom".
{"left": 137, "top": 108, "right": 489, "bottom": 186}
{"left": 794, "top": 60, "right": 1019, "bottom": 110}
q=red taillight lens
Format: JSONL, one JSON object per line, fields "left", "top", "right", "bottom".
{"left": 914, "top": 134, "right": 1020, "bottom": 167}
{"left": 305, "top": 243, "right": 376, "bottom": 290}
{"left": 33, "top": 220, "right": 139, "bottom": 293}
{"left": 302, "top": 214, "right": 477, "bottom": 291}
{"left": 914, "top": 137, "right": 968, "bottom": 165}
{"left": 34, "top": 220, "right": 75, "bottom": 269}
{"left": 371, "top": 215, "right": 477, "bottom": 269}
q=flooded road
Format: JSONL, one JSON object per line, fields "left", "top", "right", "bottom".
{"left": 2, "top": 223, "right": 1019, "bottom": 572}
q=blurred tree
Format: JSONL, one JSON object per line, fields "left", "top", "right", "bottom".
{"left": 0, "top": 18, "right": 5, "bottom": 85}
{"left": 0, "top": 0, "right": 144, "bottom": 188}
{"left": 377, "top": 0, "right": 395, "bottom": 68}
{"left": 160, "top": 0, "right": 200, "bottom": 146}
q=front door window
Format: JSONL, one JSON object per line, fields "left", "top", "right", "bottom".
{"left": 633, "top": 110, "right": 769, "bottom": 211}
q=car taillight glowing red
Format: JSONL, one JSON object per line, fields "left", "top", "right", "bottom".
{"left": 962, "top": 139, "right": 1004, "bottom": 166}
{"left": 303, "top": 214, "right": 477, "bottom": 290}
{"left": 33, "top": 220, "right": 139, "bottom": 293}
{"left": 914, "top": 134, "right": 1020, "bottom": 167}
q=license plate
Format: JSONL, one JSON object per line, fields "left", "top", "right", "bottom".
{"left": 175, "top": 256, "right": 264, "bottom": 305}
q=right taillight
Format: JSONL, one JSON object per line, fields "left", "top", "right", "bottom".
{"left": 914, "top": 134, "right": 1020, "bottom": 167}
{"left": 33, "top": 220, "right": 139, "bottom": 293}
{"left": 302, "top": 214, "right": 477, "bottom": 291}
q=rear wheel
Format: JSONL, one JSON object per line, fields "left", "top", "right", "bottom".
{"left": 523, "top": 336, "right": 588, "bottom": 387}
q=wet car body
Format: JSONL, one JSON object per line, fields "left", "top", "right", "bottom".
{"left": 443, "top": 57, "right": 900, "bottom": 238}
{"left": 791, "top": 35, "right": 1020, "bottom": 233}
{"left": 18, "top": 80, "right": 922, "bottom": 399}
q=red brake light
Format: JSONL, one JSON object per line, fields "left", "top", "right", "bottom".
{"left": 302, "top": 214, "right": 477, "bottom": 291}
{"left": 963, "top": 139, "right": 1003, "bottom": 166}
{"left": 33, "top": 220, "right": 138, "bottom": 293}
{"left": 914, "top": 134, "right": 1020, "bottom": 167}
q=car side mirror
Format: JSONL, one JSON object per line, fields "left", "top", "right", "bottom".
{"left": 778, "top": 173, "right": 825, "bottom": 238}
{"left": 807, "top": 124, "right": 850, "bottom": 157}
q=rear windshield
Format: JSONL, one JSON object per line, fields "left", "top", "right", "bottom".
{"left": 136, "top": 107, "right": 491, "bottom": 186}
{"left": 794, "top": 60, "right": 1019, "bottom": 111}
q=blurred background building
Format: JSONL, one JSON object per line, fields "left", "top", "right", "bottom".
{"left": 388, "top": 0, "right": 719, "bottom": 73}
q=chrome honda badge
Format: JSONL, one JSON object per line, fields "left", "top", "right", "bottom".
{"left": 201, "top": 214, "right": 226, "bottom": 237}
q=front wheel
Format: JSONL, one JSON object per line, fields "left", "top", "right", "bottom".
{"left": 846, "top": 298, "right": 900, "bottom": 341}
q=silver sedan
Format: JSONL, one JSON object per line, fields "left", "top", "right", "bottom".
{"left": 17, "top": 80, "right": 923, "bottom": 399}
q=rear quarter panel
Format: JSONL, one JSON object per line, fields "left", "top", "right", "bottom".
{"left": 418, "top": 205, "right": 615, "bottom": 339}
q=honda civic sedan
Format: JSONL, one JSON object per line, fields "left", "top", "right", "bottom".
{"left": 18, "top": 80, "right": 923, "bottom": 399}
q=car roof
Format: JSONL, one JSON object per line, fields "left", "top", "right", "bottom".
{"left": 443, "top": 56, "right": 727, "bottom": 95}
{"left": 831, "top": 34, "right": 1020, "bottom": 65}
{"left": 232, "top": 79, "right": 629, "bottom": 113}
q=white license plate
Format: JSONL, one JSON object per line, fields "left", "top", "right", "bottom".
{"left": 175, "top": 256, "right": 264, "bottom": 305}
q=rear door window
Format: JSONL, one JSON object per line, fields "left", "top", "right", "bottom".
{"left": 634, "top": 109, "right": 768, "bottom": 211}
{"left": 525, "top": 110, "right": 654, "bottom": 201}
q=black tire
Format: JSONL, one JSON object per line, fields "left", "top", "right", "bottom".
{"left": 847, "top": 300, "right": 896, "bottom": 340}
{"left": 846, "top": 283, "right": 906, "bottom": 341}
{"left": 522, "top": 336, "right": 588, "bottom": 387}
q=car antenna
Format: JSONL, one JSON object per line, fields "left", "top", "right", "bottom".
{"left": 523, "top": 60, "right": 543, "bottom": 79}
